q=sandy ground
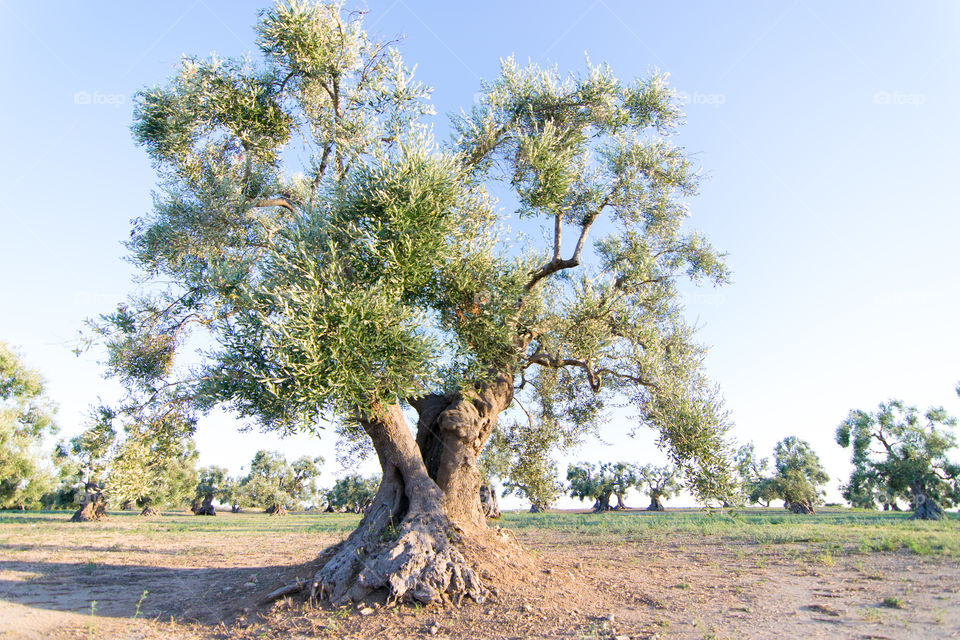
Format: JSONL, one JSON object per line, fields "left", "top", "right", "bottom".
{"left": 0, "top": 512, "right": 958, "bottom": 639}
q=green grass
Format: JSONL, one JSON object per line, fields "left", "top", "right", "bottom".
{"left": 500, "top": 507, "right": 960, "bottom": 557}
{"left": 1, "top": 507, "right": 957, "bottom": 558}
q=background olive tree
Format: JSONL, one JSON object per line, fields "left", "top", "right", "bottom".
{"left": 837, "top": 399, "right": 959, "bottom": 520}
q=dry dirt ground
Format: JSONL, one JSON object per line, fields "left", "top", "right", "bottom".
{"left": 0, "top": 511, "right": 958, "bottom": 639}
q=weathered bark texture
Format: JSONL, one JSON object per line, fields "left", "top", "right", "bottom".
{"left": 786, "top": 499, "right": 815, "bottom": 514}
{"left": 911, "top": 494, "right": 943, "bottom": 520}
{"left": 647, "top": 495, "right": 665, "bottom": 511}
{"left": 70, "top": 484, "right": 106, "bottom": 522}
{"left": 140, "top": 505, "right": 162, "bottom": 517}
{"left": 311, "top": 374, "right": 526, "bottom": 606}
{"left": 529, "top": 499, "right": 549, "bottom": 513}
{"left": 192, "top": 495, "right": 216, "bottom": 516}
{"left": 592, "top": 493, "right": 613, "bottom": 512}
{"left": 479, "top": 484, "right": 500, "bottom": 519}
{"left": 266, "top": 504, "right": 289, "bottom": 516}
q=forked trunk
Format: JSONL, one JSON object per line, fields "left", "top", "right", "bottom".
{"left": 70, "top": 485, "right": 106, "bottom": 522}
{"left": 647, "top": 495, "right": 665, "bottom": 511}
{"left": 910, "top": 490, "right": 943, "bottom": 520}
{"left": 312, "top": 373, "right": 528, "bottom": 605}
{"left": 593, "top": 492, "right": 613, "bottom": 512}
{"left": 529, "top": 499, "right": 549, "bottom": 513}
{"left": 786, "top": 499, "right": 815, "bottom": 514}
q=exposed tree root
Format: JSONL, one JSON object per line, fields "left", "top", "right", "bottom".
{"left": 312, "top": 512, "right": 529, "bottom": 607}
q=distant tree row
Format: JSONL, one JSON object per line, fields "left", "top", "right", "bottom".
{"left": 566, "top": 462, "right": 681, "bottom": 512}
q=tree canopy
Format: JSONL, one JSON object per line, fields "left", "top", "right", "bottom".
{"left": 0, "top": 342, "right": 57, "bottom": 510}
{"left": 837, "top": 399, "right": 959, "bottom": 519}
{"left": 96, "top": 0, "right": 734, "bottom": 604}
{"left": 747, "top": 437, "right": 829, "bottom": 514}
{"left": 637, "top": 463, "right": 681, "bottom": 511}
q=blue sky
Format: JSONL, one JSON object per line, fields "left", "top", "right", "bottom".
{"left": 2, "top": 1, "right": 959, "bottom": 507}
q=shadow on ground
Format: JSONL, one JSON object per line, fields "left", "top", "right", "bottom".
{"left": 0, "top": 558, "right": 315, "bottom": 624}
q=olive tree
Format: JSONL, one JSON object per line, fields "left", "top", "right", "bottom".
{"left": 0, "top": 342, "right": 57, "bottom": 510}
{"left": 733, "top": 442, "right": 770, "bottom": 506}
{"left": 97, "top": 1, "right": 731, "bottom": 604}
{"left": 324, "top": 474, "right": 378, "bottom": 513}
{"left": 241, "top": 450, "right": 322, "bottom": 514}
{"left": 567, "top": 462, "right": 638, "bottom": 511}
{"left": 637, "top": 464, "right": 680, "bottom": 511}
{"left": 480, "top": 421, "right": 563, "bottom": 513}
{"left": 753, "top": 437, "right": 829, "bottom": 514}
{"left": 836, "top": 400, "right": 959, "bottom": 520}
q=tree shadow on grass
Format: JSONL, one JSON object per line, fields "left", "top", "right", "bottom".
{"left": 0, "top": 558, "right": 320, "bottom": 624}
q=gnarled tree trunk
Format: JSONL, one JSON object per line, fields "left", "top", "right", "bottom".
{"left": 70, "top": 484, "right": 107, "bottom": 522}
{"left": 910, "top": 490, "right": 943, "bottom": 520}
{"left": 311, "top": 373, "right": 529, "bottom": 606}
{"left": 193, "top": 495, "right": 216, "bottom": 516}
{"left": 266, "top": 504, "right": 288, "bottom": 516}
{"left": 592, "top": 492, "right": 613, "bottom": 512}
{"left": 786, "top": 499, "right": 815, "bottom": 514}
{"left": 479, "top": 484, "right": 500, "bottom": 519}
{"left": 647, "top": 495, "right": 665, "bottom": 511}
{"left": 529, "top": 499, "right": 549, "bottom": 513}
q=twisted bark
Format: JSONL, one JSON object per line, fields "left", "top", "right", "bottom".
{"left": 311, "top": 373, "right": 521, "bottom": 606}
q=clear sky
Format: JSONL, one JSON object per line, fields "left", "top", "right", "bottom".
{"left": 2, "top": 1, "right": 959, "bottom": 508}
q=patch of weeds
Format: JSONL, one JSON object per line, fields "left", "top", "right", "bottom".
{"left": 134, "top": 589, "right": 149, "bottom": 618}
{"left": 675, "top": 578, "right": 690, "bottom": 590}
{"left": 813, "top": 551, "right": 835, "bottom": 566}
{"left": 882, "top": 596, "right": 907, "bottom": 609}
{"left": 903, "top": 539, "right": 934, "bottom": 555}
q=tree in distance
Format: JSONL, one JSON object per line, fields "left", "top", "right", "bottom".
{"left": 836, "top": 399, "right": 960, "bottom": 520}
{"left": 241, "top": 450, "right": 322, "bottom": 515}
{"left": 733, "top": 442, "right": 771, "bottom": 507}
{"left": 637, "top": 464, "right": 681, "bottom": 511}
{"left": 0, "top": 342, "right": 58, "bottom": 511}
{"left": 567, "top": 462, "right": 640, "bottom": 512}
{"left": 324, "top": 474, "right": 378, "bottom": 513}
{"left": 750, "top": 437, "right": 829, "bottom": 514}
{"left": 95, "top": 1, "right": 732, "bottom": 604}
{"left": 193, "top": 466, "right": 228, "bottom": 515}
{"left": 480, "top": 421, "right": 563, "bottom": 513}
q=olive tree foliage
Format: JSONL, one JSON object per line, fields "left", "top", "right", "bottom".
{"left": 100, "top": 0, "right": 732, "bottom": 490}
{"left": 637, "top": 463, "right": 680, "bottom": 511}
{"left": 733, "top": 442, "right": 770, "bottom": 506}
{"left": 837, "top": 400, "right": 960, "bottom": 520}
{"left": 567, "top": 461, "right": 638, "bottom": 511}
{"left": 324, "top": 474, "right": 378, "bottom": 513}
{"left": 240, "top": 450, "right": 323, "bottom": 513}
{"left": 0, "top": 343, "right": 57, "bottom": 510}
{"left": 93, "top": 0, "right": 733, "bottom": 603}
{"left": 751, "top": 437, "right": 829, "bottom": 514}
{"left": 480, "top": 420, "right": 563, "bottom": 512}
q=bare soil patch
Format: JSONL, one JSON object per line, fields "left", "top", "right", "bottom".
{"left": 0, "top": 511, "right": 958, "bottom": 639}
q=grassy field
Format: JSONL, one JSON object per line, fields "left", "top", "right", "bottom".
{"left": 2, "top": 506, "right": 956, "bottom": 556}
{"left": 1, "top": 507, "right": 959, "bottom": 639}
